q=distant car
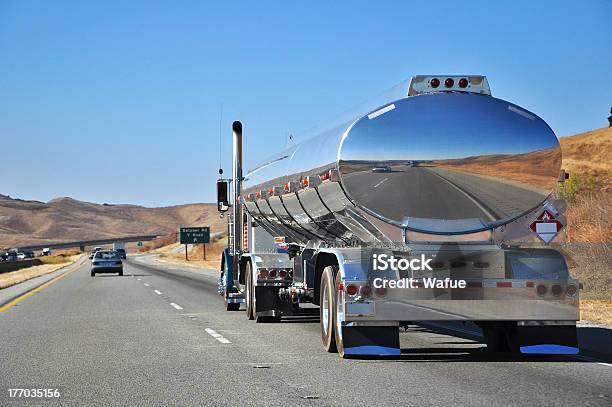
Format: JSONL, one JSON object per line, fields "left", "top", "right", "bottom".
{"left": 372, "top": 166, "right": 391, "bottom": 173}
{"left": 22, "top": 251, "right": 35, "bottom": 259}
{"left": 17, "top": 253, "right": 26, "bottom": 260}
{"left": 89, "top": 247, "right": 104, "bottom": 260}
{"left": 115, "top": 248, "right": 127, "bottom": 259}
{"left": 91, "top": 250, "right": 123, "bottom": 277}
{"left": 41, "top": 248, "right": 52, "bottom": 256}
{"left": 6, "top": 252, "right": 17, "bottom": 261}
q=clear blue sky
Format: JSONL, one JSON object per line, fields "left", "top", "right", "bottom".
{"left": 1, "top": 1, "right": 610, "bottom": 206}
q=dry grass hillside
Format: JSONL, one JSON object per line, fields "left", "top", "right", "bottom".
{"left": 560, "top": 126, "right": 612, "bottom": 189}
{"left": 558, "top": 126, "right": 611, "bottom": 324}
{"left": 0, "top": 196, "right": 225, "bottom": 248}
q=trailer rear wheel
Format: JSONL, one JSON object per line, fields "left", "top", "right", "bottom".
{"left": 245, "top": 262, "right": 255, "bottom": 320}
{"left": 224, "top": 300, "right": 240, "bottom": 311}
{"left": 320, "top": 266, "right": 337, "bottom": 353}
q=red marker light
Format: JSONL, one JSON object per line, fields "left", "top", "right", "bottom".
{"left": 346, "top": 284, "right": 358, "bottom": 296}
{"left": 458, "top": 78, "right": 468, "bottom": 88}
{"left": 444, "top": 78, "right": 454, "bottom": 88}
{"left": 536, "top": 284, "right": 547, "bottom": 296}
{"left": 269, "top": 269, "right": 277, "bottom": 278}
{"left": 430, "top": 78, "right": 440, "bottom": 88}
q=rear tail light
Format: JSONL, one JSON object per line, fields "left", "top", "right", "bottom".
{"left": 346, "top": 284, "right": 358, "bottom": 296}
{"left": 444, "top": 78, "right": 454, "bottom": 88}
{"left": 551, "top": 284, "right": 563, "bottom": 297}
{"left": 269, "top": 269, "right": 277, "bottom": 278}
{"left": 258, "top": 268, "right": 269, "bottom": 278}
{"left": 536, "top": 284, "right": 547, "bottom": 296}
{"left": 458, "top": 78, "right": 469, "bottom": 88}
{"left": 279, "top": 269, "right": 287, "bottom": 278}
{"left": 360, "top": 285, "right": 372, "bottom": 298}
{"left": 430, "top": 78, "right": 440, "bottom": 88}
{"left": 566, "top": 284, "right": 577, "bottom": 297}
{"left": 338, "top": 282, "right": 344, "bottom": 291}
{"left": 375, "top": 286, "right": 387, "bottom": 297}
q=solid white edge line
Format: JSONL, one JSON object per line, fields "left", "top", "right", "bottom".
{"left": 170, "top": 302, "right": 183, "bottom": 310}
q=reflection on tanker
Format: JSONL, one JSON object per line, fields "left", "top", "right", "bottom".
{"left": 338, "top": 93, "right": 562, "bottom": 232}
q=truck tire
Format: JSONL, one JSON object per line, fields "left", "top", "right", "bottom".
{"left": 334, "top": 271, "right": 348, "bottom": 358}
{"left": 245, "top": 262, "right": 255, "bottom": 320}
{"left": 225, "top": 300, "right": 240, "bottom": 311}
{"left": 320, "top": 266, "right": 337, "bottom": 353}
{"left": 482, "top": 322, "right": 519, "bottom": 353}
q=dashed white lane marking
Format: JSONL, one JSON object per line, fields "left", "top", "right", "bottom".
{"left": 137, "top": 278, "right": 141, "bottom": 281}
{"left": 144, "top": 283, "right": 150, "bottom": 287}
{"left": 154, "top": 290, "right": 162, "bottom": 295}
{"left": 373, "top": 177, "right": 389, "bottom": 188}
{"left": 205, "top": 328, "right": 232, "bottom": 344}
{"left": 170, "top": 302, "right": 183, "bottom": 310}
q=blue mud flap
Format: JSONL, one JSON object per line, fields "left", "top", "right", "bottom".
{"left": 520, "top": 344, "right": 579, "bottom": 355}
{"left": 341, "top": 325, "right": 400, "bottom": 356}
{"left": 517, "top": 324, "right": 579, "bottom": 355}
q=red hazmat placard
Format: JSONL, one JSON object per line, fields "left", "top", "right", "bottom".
{"left": 529, "top": 209, "right": 564, "bottom": 243}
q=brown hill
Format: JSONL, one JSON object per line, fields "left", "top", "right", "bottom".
{"left": 0, "top": 196, "right": 224, "bottom": 248}
{"left": 559, "top": 126, "right": 612, "bottom": 189}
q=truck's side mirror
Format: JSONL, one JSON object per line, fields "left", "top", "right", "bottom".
{"left": 217, "top": 180, "right": 230, "bottom": 212}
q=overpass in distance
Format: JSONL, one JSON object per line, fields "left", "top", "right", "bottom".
{"left": 8, "top": 235, "right": 159, "bottom": 252}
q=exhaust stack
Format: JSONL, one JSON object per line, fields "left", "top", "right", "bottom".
{"left": 231, "top": 121, "right": 243, "bottom": 285}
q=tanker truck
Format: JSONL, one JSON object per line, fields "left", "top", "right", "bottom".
{"left": 216, "top": 75, "right": 580, "bottom": 358}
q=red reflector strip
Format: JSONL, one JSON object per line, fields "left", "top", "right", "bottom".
{"left": 467, "top": 282, "right": 482, "bottom": 288}
{"left": 497, "top": 282, "right": 512, "bottom": 287}
{"left": 526, "top": 281, "right": 535, "bottom": 288}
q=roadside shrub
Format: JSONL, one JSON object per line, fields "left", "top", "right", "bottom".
{"left": 558, "top": 173, "right": 598, "bottom": 202}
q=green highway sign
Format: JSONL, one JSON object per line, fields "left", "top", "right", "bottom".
{"left": 137, "top": 241, "right": 144, "bottom": 247}
{"left": 180, "top": 227, "right": 210, "bottom": 244}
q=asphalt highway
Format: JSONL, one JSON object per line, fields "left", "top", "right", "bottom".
{"left": 0, "top": 258, "right": 610, "bottom": 406}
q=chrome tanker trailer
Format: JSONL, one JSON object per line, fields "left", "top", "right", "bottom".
{"left": 216, "top": 75, "right": 580, "bottom": 358}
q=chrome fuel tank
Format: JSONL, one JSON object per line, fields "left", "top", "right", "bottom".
{"left": 243, "top": 84, "right": 561, "bottom": 246}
